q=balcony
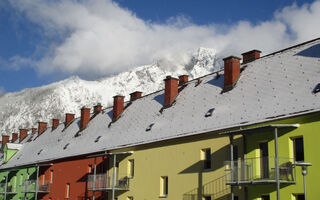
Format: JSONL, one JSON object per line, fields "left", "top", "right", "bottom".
{"left": 87, "top": 173, "right": 129, "bottom": 191}
{"left": 22, "top": 180, "right": 51, "bottom": 193}
{"left": 225, "top": 157, "right": 296, "bottom": 185}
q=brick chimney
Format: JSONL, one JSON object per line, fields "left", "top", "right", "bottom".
{"left": 12, "top": 133, "right": 18, "bottom": 143}
{"left": 80, "top": 107, "right": 90, "bottom": 129}
{"left": 223, "top": 56, "right": 241, "bottom": 90}
{"left": 38, "top": 122, "right": 47, "bottom": 136}
{"left": 52, "top": 119, "right": 59, "bottom": 130}
{"left": 32, "top": 128, "right": 37, "bottom": 134}
{"left": 1, "top": 135, "right": 9, "bottom": 148}
{"left": 65, "top": 113, "right": 75, "bottom": 127}
{"left": 94, "top": 103, "right": 103, "bottom": 114}
{"left": 164, "top": 76, "right": 179, "bottom": 107}
{"left": 130, "top": 91, "right": 142, "bottom": 101}
{"left": 179, "top": 75, "right": 189, "bottom": 85}
{"left": 113, "top": 95, "right": 124, "bottom": 120}
{"left": 19, "top": 129, "right": 28, "bottom": 142}
{"left": 242, "top": 50, "right": 261, "bottom": 64}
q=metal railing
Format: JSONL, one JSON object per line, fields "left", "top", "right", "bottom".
{"left": 22, "top": 180, "right": 51, "bottom": 193}
{"left": 87, "top": 173, "right": 129, "bottom": 191}
{"left": 183, "top": 174, "right": 231, "bottom": 200}
{"left": 224, "top": 157, "right": 296, "bottom": 185}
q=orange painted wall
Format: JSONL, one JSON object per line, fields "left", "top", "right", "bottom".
{"left": 38, "top": 155, "right": 107, "bottom": 200}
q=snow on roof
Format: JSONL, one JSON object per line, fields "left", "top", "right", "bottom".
{"left": 1, "top": 38, "right": 320, "bottom": 169}
{"left": 6, "top": 143, "right": 23, "bottom": 150}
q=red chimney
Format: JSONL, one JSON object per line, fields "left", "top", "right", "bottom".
{"left": 52, "top": 119, "right": 59, "bottom": 130}
{"left": 80, "top": 107, "right": 90, "bottom": 129}
{"left": 164, "top": 76, "right": 179, "bottom": 106}
{"left": 65, "top": 113, "right": 75, "bottom": 127}
{"left": 179, "top": 75, "right": 189, "bottom": 85}
{"left": 32, "top": 128, "right": 37, "bottom": 134}
{"left": 223, "top": 56, "right": 241, "bottom": 90}
{"left": 38, "top": 122, "right": 47, "bottom": 136}
{"left": 242, "top": 50, "right": 261, "bottom": 64}
{"left": 94, "top": 103, "right": 103, "bottom": 114}
{"left": 12, "top": 133, "right": 18, "bottom": 143}
{"left": 1, "top": 135, "right": 9, "bottom": 148}
{"left": 19, "top": 129, "right": 28, "bottom": 142}
{"left": 130, "top": 91, "right": 142, "bottom": 101}
{"left": 113, "top": 95, "right": 124, "bottom": 120}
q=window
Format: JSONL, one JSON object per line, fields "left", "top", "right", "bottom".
{"left": 203, "top": 196, "right": 211, "bottom": 200}
{"left": 293, "top": 137, "right": 304, "bottom": 162}
{"left": 20, "top": 174, "right": 23, "bottom": 185}
{"left": 128, "top": 159, "right": 134, "bottom": 178}
{"left": 65, "top": 183, "right": 70, "bottom": 198}
{"left": 294, "top": 194, "right": 305, "bottom": 200}
{"left": 88, "top": 165, "right": 92, "bottom": 174}
{"left": 50, "top": 170, "right": 54, "bottom": 184}
{"left": 261, "top": 195, "right": 270, "bottom": 200}
{"left": 160, "top": 176, "right": 168, "bottom": 197}
{"left": 201, "top": 148, "right": 211, "bottom": 169}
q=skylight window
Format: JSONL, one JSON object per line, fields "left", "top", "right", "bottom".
{"left": 63, "top": 143, "right": 70, "bottom": 150}
{"left": 146, "top": 123, "right": 155, "bottom": 132}
{"left": 313, "top": 83, "right": 320, "bottom": 94}
{"left": 94, "top": 136, "right": 102, "bottom": 143}
{"left": 205, "top": 108, "right": 215, "bottom": 117}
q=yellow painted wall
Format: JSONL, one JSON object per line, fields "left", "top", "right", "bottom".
{"left": 108, "top": 133, "right": 244, "bottom": 200}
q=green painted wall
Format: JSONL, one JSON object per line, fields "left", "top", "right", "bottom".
{"left": 0, "top": 167, "right": 36, "bottom": 200}
{"left": 3, "top": 147, "right": 18, "bottom": 163}
{"left": 245, "top": 112, "right": 320, "bottom": 200}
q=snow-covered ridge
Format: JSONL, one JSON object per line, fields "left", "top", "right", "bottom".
{"left": 0, "top": 48, "right": 218, "bottom": 135}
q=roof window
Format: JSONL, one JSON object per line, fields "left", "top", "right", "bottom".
{"left": 313, "top": 83, "right": 320, "bottom": 94}
{"left": 63, "top": 143, "right": 70, "bottom": 150}
{"left": 146, "top": 123, "right": 155, "bottom": 132}
{"left": 94, "top": 136, "right": 102, "bottom": 143}
{"left": 205, "top": 108, "right": 215, "bottom": 117}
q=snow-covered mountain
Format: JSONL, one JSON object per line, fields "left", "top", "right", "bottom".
{"left": 0, "top": 48, "right": 219, "bottom": 135}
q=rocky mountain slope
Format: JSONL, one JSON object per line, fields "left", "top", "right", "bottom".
{"left": 0, "top": 48, "right": 219, "bottom": 135}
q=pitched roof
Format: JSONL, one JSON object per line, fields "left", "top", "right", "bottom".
{"left": 1, "top": 38, "right": 320, "bottom": 169}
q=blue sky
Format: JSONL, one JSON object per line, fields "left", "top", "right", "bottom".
{"left": 0, "top": 0, "right": 319, "bottom": 94}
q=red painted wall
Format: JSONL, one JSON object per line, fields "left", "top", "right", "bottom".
{"left": 38, "top": 155, "right": 107, "bottom": 200}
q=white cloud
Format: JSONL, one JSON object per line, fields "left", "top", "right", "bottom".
{"left": 7, "top": 0, "right": 320, "bottom": 78}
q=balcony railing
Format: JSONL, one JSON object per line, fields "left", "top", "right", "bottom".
{"left": 225, "top": 157, "right": 296, "bottom": 185}
{"left": 22, "top": 180, "right": 51, "bottom": 193}
{"left": 87, "top": 173, "right": 129, "bottom": 191}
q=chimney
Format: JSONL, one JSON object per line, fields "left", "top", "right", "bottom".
{"left": 80, "top": 107, "right": 90, "bottom": 129}
{"left": 19, "top": 129, "right": 28, "bottom": 142}
{"left": 52, "top": 119, "right": 59, "bottom": 130}
{"left": 178, "top": 75, "right": 189, "bottom": 85}
{"left": 130, "top": 91, "right": 142, "bottom": 101}
{"left": 241, "top": 50, "right": 261, "bottom": 64}
{"left": 113, "top": 95, "right": 124, "bottom": 120}
{"left": 1, "top": 135, "right": 9, "bottom": 148}
{"left": 164, "top": 76, "right": 179, "bottom": 107}
{"left": 12, "top": 133, "right": 18, "bottom": 143}
{"left": 94, "top": 103, "right": 103, "bottom": 114}
{"left": 223, "top": 56, "right": 241, "bottom": 90}
{"left": 32, "top": 128, "right": 37, "bottom": 134}
{"left": 65, "top": 113, "right": 75, "bottom": 127}
{"left": 38, "top": 122, "right": 47, "bottom": 136}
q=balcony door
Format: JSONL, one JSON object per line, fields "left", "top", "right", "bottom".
{"left": 259, "top": 142, "right": 269, "bottom": 179}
